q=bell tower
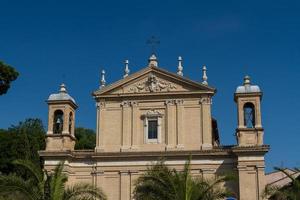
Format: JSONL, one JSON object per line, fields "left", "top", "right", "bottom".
{"left": 45, "top": 83, "right": 78, "bottom": 151}
{"left": 234, "top": 76, "right": 264, "bottom": 146}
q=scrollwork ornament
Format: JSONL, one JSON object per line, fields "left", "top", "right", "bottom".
{"left": 128, "top": 73, "right": 177, "bottom": 93}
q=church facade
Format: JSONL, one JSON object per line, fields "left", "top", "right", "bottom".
{"left": 39, "top": 54, "right": 269, "bottom": 200}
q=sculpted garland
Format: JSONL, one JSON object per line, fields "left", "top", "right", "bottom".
{"left": 129, "top": 73, "right": 177, "bottom": 93}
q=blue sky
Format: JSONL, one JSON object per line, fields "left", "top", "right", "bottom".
{"left": 1, "top": 0, "right": 300, "bottom": 171}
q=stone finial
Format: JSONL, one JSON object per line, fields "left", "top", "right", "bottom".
{"left": 148, "top": 54, "right": 158, "bottom": 67}
{"left": 202, "top": 65, "right": 208, "bottom": 85}
{"left": 123, "top": 59, "right": 130, "bottom": 78}
{"left": 177, "top": 56, "right": 183, "bottom": 76}
{"left": 244, "top": 75, "right": 251, "bottom": 85}
{"left": 100, "top": 70, "right": 106, "bottom": 88}
{"left": 59, "top": 83, "right": 67, "bottom": 93}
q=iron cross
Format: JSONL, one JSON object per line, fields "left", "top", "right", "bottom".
{"left": 147, "top": 36, "right": 160, "bottom": 54}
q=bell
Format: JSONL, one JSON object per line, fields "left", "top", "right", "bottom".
{"left": 56, "top": 118, "right": 61, "bottom": 124}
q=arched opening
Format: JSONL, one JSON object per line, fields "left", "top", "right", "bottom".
{"left": 53, "top": 110, "right": 64, "bottom": 134}
{"left": 243, "top": 103, "right": 255, "bottom": 128}
{"left": 69, "top": 112, "right": 73, "bottom": 134}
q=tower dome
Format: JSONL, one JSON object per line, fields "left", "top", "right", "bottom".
{"left": 235, "top": 75, "right": 261, "bottom": 93}
{"left": 48, "top": 83, "right": 76, "bottom": 104}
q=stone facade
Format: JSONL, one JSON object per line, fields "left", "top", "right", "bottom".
{"left": 39, "top": 55, "right": 269, "bottom": 200}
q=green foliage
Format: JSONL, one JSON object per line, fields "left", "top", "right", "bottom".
{"left": 0, "top": 118, "right": 46, "bottom": 174}
{"left": 133, "top": 157, "right": 235, "bottom": 200}
{"left": 75, "top": 127, "right": 96, "bottom": 150}
{"left": 0, "top": 60, "right": 19, "bottom": 95}
{"left": 0, "top": 159, "right": 107, "bottom": 200}
{"left": 264, "top": 167, "right": 300, "bottom": 200}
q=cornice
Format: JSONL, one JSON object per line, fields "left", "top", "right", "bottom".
{"left": 39, "top": 145, "right": 270, "bottom": 160}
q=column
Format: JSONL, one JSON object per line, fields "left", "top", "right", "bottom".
{"left": 96, "top": 101, "right": 105, "bottom": 152}
{"left": 131, "top": 101, "right": 139, "bottom": 150}
{"left": 95, "top": 102, "right": 100, "bottom": 147}
{"left": 47, "top": 109, "right": 54, "bottom": 134}
{"left": 120, "top": 171, "right": 131, "bottom": 200}
{"left": 121, "top": 101, "right": 131, "bottom": 151}
{"left": 201, "top": 97, "right": 212, "bottom": 149}
{"left": 62, "top": 107, "right": 69, "bottom": 134}
{"left": 165, "top": 100, "right": 176, "bottom": 150}
{"left": 176, "top": 99, "right": 184, "bottom": 149}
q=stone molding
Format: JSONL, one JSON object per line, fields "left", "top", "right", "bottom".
{"left": 128, "top": 73, "right": 177, "bottom": 93}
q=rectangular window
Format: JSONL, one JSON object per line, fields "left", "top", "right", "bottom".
{"left": 148, "top": 119, "right": 158, "bottom": 139}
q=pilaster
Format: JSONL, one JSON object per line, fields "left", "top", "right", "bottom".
{"left": 165, "top": 100, "right": 176, "bottom": 150}
{"left": 121, "top": 101, "right": 131, "bottom": 151}
{"left": 130, "top": 101, "right": 139, "bottom": 150}
{"left": 96, "top": 101, "right": 105, "bottom": 152}
{"left": 175, "top": 99, "right": 184, "bottom": 149}
{"left": 201, "top": 97, "right": 212, "bottom": 149}
{"left": 120, "top": 171, "right": 131, "bottom": 200}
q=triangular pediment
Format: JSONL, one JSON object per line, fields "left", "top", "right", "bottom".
{"left": 93, "top": 66, "right": 215, "bottom": 96}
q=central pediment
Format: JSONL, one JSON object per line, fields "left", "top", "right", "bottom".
{"left": 93, "top": 66, "right": 215, "bottom": 97}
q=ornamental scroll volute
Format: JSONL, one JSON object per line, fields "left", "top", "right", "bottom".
{"left": 128, "top": 73, "right": 177, "bottom": 93}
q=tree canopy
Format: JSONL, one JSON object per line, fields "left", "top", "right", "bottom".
{"left": 0, "top": 118, "right": 45, "bottom": 174}
{"left": 75, "top": 127, "right": 96, "bottom": 150}
{"left": 0, "top": 60, "right": 19, "bottom": 95}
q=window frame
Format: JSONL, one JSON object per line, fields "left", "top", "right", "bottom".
{"left": 143, "top": 110, "right": 162, "bottom": 144}
{"left": 243, "top": 102, "right": 255, "bottom": 128}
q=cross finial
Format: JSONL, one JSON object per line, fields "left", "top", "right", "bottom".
{"left": 177, "top": 56, "right": 183, "bottom": 76}
{"left": 59, "top": 83, "right": 67, "bottom": 93}
{"left": 100, "top": 70, "right": 106, "bottom": 88}
{"left": 147, "top": 36, "right": 160, "bottom": 54}
{"left": 202, "top": 65, "right": 208, "bottom": 85}
{"left": 244, "top": 75, "right": 251, "bottom": 85}
{"left": 123, "top": 59, "right": 130, "bottom": 78}
{"left": 148, "top": 54, "right": 158, "bottom": 67}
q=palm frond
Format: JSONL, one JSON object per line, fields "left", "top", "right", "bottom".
{"left": 12, "top": 159, "right": 43, "bottom": 183}
{"left": 63, "top": 183, "right": 106, "bottom": 200}
{"left": 50, "top": 161, "right": 68, "bottom": 200}
{"left": 0, "top": 174, "right": 41, "bottom": 200}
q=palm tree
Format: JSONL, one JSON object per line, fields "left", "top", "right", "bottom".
{"left": 264, "top": 167, "right": 300, "bottom": 200}
{"left": 0, "top": 159, "right": 106, "bottom": 200}
{"left": 133, "top": 158, "right": 234, "bottom": 200}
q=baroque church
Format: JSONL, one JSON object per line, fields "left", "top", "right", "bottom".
{"left": 39, "top": 54, "right": 269, "bottom": 200}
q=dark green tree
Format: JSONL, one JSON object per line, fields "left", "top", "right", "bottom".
{"left": 0, "top": 60, "right": 19, "bottom": 95}
{"left": 75, "top": 127, "right": 96, "bottom": 150}
{"left": 0, "top": 119, "right": 45, "bottom": 174}
{"left": 0, "top": 159, "right": 106, "bottom": 200}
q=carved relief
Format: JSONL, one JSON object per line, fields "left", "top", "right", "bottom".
{"left": 130, "top": 101, "right": 138, "bottom": 107}
{"left": 121, "top": 101, "right": 130, "bottom": 107}
{"left": 175, "top": 99, "right": 184, "bottom": 105}
{"left": 200, "top": 97, "right": 212, "bottom": 105}
{"left": 96, "top": 102, "right": 106, "bottom": 109}
{"left": 121, "top": 101, "right": 138, "bottom": 107}
{"left": 143, "top": 109, "right": 163, "bottom": 117}
{"left": 128, "top": 73, "right": 177, "bottom": 93}
{"left": 165, "top": 99, "right": 176, "bottom": 105}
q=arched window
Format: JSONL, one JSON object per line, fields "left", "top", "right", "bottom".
{"left": 53, "top": 110, "right": 64, "bottom": 134}
{"left": 69, "top": 112, "right": 73, "bottom": 134}
{"left": 243, "top": 103, "right": 255, "bottom": 128}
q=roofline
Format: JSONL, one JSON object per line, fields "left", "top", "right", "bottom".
{"left": 234, "top": 92, "right": 263, "bottom": 102}
{"left": 46, "top": 100, "right": 78, "bottom": 109}
{"left": 92, "top": 65, "right": 216, "bottom": 97}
